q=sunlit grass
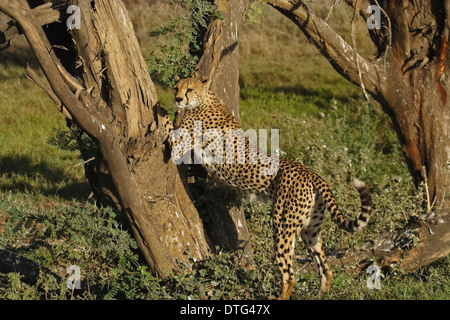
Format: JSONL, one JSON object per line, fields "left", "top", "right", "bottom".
{"left": 0, "top": 63, "right": 90, "bottom": 204}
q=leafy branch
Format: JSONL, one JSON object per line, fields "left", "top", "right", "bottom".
{"left": 147, "top": 0, "right": 223, "bottom": 86}
{"left": 48, "top": 127, "right": 97, "bottom": 162}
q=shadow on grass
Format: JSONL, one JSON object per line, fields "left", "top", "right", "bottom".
{"left": 239, "top": 80, "right": 363, "bottom": 113}
{"left": 271, "top": 84, "right": 359, "bottom": 102}
{"left": 0, "top": 154, "right": 91, "bottom": 201}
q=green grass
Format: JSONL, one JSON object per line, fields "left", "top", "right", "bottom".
{"left": 0, "top": 64, "right": 90, "bottom": 204}
{"left": 2, "top": 193, "right": 447, "bottom": 300}
{"left": 0, "top": 2, "right": 449, "bottom": 300}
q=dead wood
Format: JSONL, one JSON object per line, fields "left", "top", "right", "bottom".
{"left": 297, "top": 210, "right": 450, "bottom": 278}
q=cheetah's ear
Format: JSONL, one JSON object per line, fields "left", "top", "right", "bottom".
{"left": 202, "top": 78, "right": 212, "bottom": 91}
{"left": 173, "top": 75, "right": 181, "bottom": 83}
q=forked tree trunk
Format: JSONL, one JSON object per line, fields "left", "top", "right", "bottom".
{"left": 195, "top": 0, "right": 246, "bottom": 121}
{"left": 374, "top": 1, "right": 450, "bottom": 210}
{"left": 0, "top": 0, "right": 212, "bottom": 278}
{"left": 183, "top": 0, "right": 255, "bottom": 268}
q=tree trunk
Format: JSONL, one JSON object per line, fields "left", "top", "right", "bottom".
{"left": 195, "top": 0, "right": 246, "bottom": 121}
{"left": 191, "top": 0, "right": 254, "bottom": 268}
{"left": 0, "top": 0, "right": 211, "bottom": 278}
{"left": 373, "top": 1, "right": 450, "bottom": 210}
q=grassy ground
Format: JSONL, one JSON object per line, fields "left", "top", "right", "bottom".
{"left": 0, "top": 64, "right": 90, "bottom": 205}
{"left": 0, "top": 2, "right": 449, "bottom": 300}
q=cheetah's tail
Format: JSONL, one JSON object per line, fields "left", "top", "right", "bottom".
{"left": 318, "top": 178, "right": 372, "bottom": 233}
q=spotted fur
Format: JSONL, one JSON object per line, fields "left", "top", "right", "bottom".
{"left": 164, "top": 77, "right": 372, "bottom": 299}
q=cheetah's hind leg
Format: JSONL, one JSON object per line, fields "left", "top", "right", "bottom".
{"left": 272, "top": 197, "right": 298, "bottom": 300}
{"left": 300, "top": 195, "right": 332, "bottom": 296}
{"left": 276, "top": 233, "right": 296, "bottom": 300}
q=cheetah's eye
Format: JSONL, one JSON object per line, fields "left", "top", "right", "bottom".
{"left": 187, "top": 88, "right": 193, "bottom": 93}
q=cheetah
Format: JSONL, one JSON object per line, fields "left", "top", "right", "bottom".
{"left": 164, "top": 77, "right": 372, "bottom": 300}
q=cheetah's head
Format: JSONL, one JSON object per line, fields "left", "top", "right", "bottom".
{"left": 173, "top": 76, "right": 210, "bottom": 110}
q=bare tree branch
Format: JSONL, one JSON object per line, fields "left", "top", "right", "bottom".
{"left": 267, "top": 0, "right": 381, "bottom": 98}
{"left": 0, "top": 0, "right": 66, "bottom": 49}
{"left": 0, "top": 0, "right": 105, "bottom": 142}
{"left": 350, "top": 0, "right": 369, "bottom": 101}
{"left": 341, "top": 0, "right": 372, "bottom": 30}
{"left": 341, "top": 0, "right": 389, "bottom": 57}
{"left": 24, "top": 64, "right": 73, "bottom": 120}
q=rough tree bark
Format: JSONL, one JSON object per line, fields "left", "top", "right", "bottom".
{"left": 267, "top": 0, "right": 450, "bottom": 270}
{"left": 175, "top": 0, "right": 255, "bottom": 268}
{"left": 0, "top": 0, "right": 212, "bottom": 278}
{"left": 195, "top": 0, "right": 245, "bottom": 121}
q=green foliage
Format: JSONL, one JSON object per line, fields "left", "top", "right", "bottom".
{"left": 47, "top": 127, "right": 97, "bottom": 162}
{"left": 1, "top": 189, "right": 448, "bottom": 300}
{"left": 162, "top": 245, "right": 279, "bottom": 300}
{"left": 0, "top": 194, "right": 171, "bottom": 300}
{"left": 245, "top": 1, "right": 265, "bottom": 24}
{"left": 147, "top": 0, "right": 222, "bottom": 86}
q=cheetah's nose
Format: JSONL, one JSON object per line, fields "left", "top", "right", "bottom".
{"left": 175, "top": 97, "right": 183, "bottom": 103}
